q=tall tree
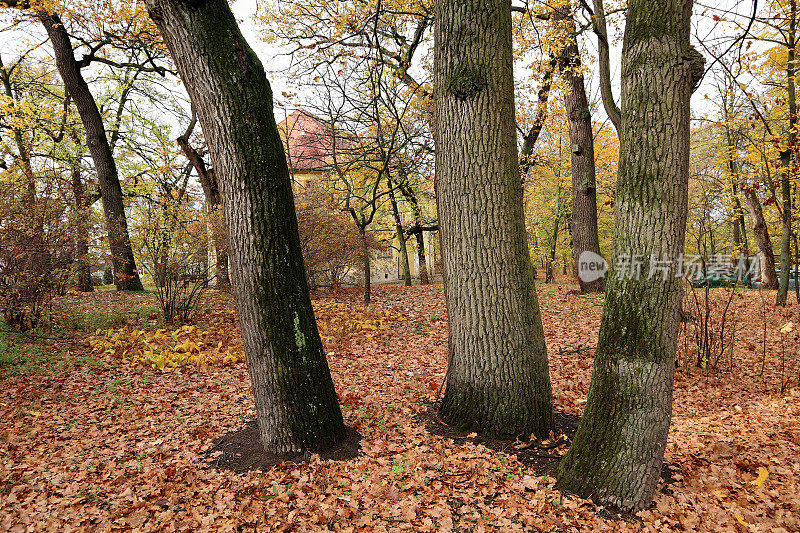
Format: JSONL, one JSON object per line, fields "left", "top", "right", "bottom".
{"left": 435, "top": 0, "right": 553, "bottom": 438}
{"left": 145, "top": 0, "right": 345, "bottom": 454}
{"left": 32, "top": 7, "right": 145, "bottom": 291}
{"left": 553, "top": 1, "right": 604, "bottom": 292}
{"left": 556, "top": 0, "right": 704, "bottom": 512}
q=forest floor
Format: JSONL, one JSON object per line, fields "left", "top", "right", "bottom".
{"left": 0, "top": 283, "right": 798, "bottom": 532}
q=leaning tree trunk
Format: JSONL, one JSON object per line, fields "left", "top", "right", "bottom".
{"left": 145, "top": 0, "right": 344, "bottom": 455}
{"left": 557, "top": 0, "right": 704, "bottom": 512}
{"left": 555, "top": 3, "right": 604, "bottom": 293}
{"left": 40, "top": 13, "right": 143, "bottom": 292}
{"left": 434, "top": 0, "right": 554, "bottom": 439}
{"left": 744, "top": 188, "right": 778, "bottom": 289}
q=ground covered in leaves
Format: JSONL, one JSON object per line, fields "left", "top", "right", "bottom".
{"left": 1, "top": 284, "right": 798, "bottom": 532}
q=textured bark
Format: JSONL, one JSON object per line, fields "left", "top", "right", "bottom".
{"left": 777, "top": 0, "right": 797, "bottom": 306}
{"left": 435, "top": 0, "right": 554, "bottom": 439}
{"left": 146, "top": 0, "right": 344, "bottom": 454}
{"left": 556, "top": 0, "right": 703, "bottom": 512}
{"left": 744, "top": 188, "right": 779, "bottom": 289}
{"left": 555, "top": 4, "right": 604, "bottom": 293}
{"left": 40, "top": 13, "right": 143, "bottom": 292}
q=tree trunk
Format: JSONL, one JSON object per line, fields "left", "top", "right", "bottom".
{"left": 361, "top": 228, "right": 371, "bottom": 303}
{"left": 40, "top": 13, "right": 143, "bottom": 292}
{"left": 555, "top": 3, "right": 604, "bottom": 293}
{"left": 145, "top": 0, "right": 344, "bottom": 455}
{"left": 387, "top": 178, "right": 412, "bottom": 286}
{"left": 414, "top": 231, "right": 430, "bottom": 285}
{"left": 177, "top": 123, "right": 230, "bottom": 290}
{"left": 434, "top": 0, "right": 554, "bottom": 439}
{"left": 778, "top": 0, "right": 797, "bottom": 306}
{"left": 557, "top": 0, "right": 703, "bottom": 512}
{"left": 70, "top": 167, "right": 93, "bottom": 292}
{"left": 398, "top": 182, "right": 431, "bottom": 284}
{"left": 744, "top": 188, "right": 779, "bottom": 289}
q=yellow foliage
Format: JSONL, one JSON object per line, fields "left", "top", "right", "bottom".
{"left": 88, "top": 324, "right": 244, "bottom": 370}
{"left": 312, "top": 301, "right": 401, "bottom": 343}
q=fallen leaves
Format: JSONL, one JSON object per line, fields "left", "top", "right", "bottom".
{"left": 88, "top": 324, "right": 244, "bottom": 369}
{"left": 0, "top": 285, "right": 798, "bottom": 532}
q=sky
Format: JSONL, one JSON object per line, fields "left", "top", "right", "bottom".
{"left": 0, "top": 0, "right": 765, "bottom": 142}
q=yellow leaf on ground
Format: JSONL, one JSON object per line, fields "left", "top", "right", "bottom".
{"left": 754, "top": 467, "right": 769, "bottom": 486}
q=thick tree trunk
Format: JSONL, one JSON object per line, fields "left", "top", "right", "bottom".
{"left": 557, "top": 0, "right": 703, "bottom": 512}
{"left": 744, "top": 188, "right": 779, "bottom": 289}
{"left": 387, "top": 178, "right": 412, "bottom": 286}
{"left": 146, "top": 0, "right": 344, "bottom": 455}
{"left": 434, "top": 0, "right": 554, "bottom": 439}
{"left": 40, "top": 13, "right": 143, "bottom": 292}
{"left": 555, "top": 4, "right": 604, "bottom": 293}
{"left": 70, "top": 168, "right": 93, "bottom": 292}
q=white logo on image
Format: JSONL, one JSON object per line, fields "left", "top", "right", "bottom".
{"left": 577, "top": 251, "right": 608, "bottom": 282}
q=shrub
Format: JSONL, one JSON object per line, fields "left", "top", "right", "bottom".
{"left": 0, "top": 179, "right": 75, "bottom": 331}
{"left": 295, "top": 182, "right": 379, "bottom": 288}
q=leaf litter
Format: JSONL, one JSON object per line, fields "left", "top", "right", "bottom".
{"left": 0, "top": 284, "right": 798, "bottom": 532}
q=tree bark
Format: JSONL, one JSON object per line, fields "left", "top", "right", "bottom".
{"left": 434, "top": 0, "right": 554, "bottom": 439}
{"left": 70, "top": 167, "right": 93, "bottom": 292}
{"left": 777, "top": 0, "right": 797, "bottom": 306}
{"left": 387, "top": 177, "right": 412, "bottom": 286}
{"left": 398, "top": 181, "right": 432, "bottom": 284}
{"left": 744, "top": 188, "right": 779, "bottom": 289}
{"left": 40, "top": 12, "right": 143, "bottom": 291}
{"left": 146, "top": 0, "right": 344, "bottom": 455}
{"left": 555, "top": 3, "right": 605, "bottom": 293}
{"left": 557, "top": 0, "right": 703, "bottom": 512}
{"left": 361, "top": 228, "right": 371, "bottom": 303}
{"left": 176, "top": 116, "right": 230, "bottom": 290}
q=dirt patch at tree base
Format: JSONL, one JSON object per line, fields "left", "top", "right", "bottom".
{"left": 202, "top": 420, "right": 362, "bottom": 473}
{"left": 416, "top": 403, "right": 580, "bottom": 475}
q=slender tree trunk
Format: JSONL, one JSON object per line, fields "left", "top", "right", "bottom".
{"left": 361, "top": 227, "right": 371, "bottom": 303}
{"left": 590, "top": 0, "right": 622, "bottom": 137}
{"left": 146, "top": 0, "right": 344, "bottom": 455}
{"left": 387, "top": 177, "right": 412, "bottom": 286}
{"left": 70, "top": 167, "right": 93, "bottom": 292}
{"left": 555, "top": 3, "right": 604, "bottom": 293}
{"left": 414, "top": 231, "right": 430, "bottom": 285}
{"left": 778, "top": 0, "right": 797, "bottom": 306}
{"left": 744, "top": 188, "right": 779, "bottom": 289}
{"left": 557, "top": 0, "right": 704, "bottom": 512}
{"left": 40, "top": 13, "right": 143, "bottom": 292}
{"left": 177, "top": 124, "right": 230, "bottom": 290}
{"left": 520, "top": 56, "right": 558, "bottom": 173}
{"left": 434, "top": 0, "right": 554, "bottom": 439}
{"left": 398, "top": 182, "right": 431, "bottom": 284}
